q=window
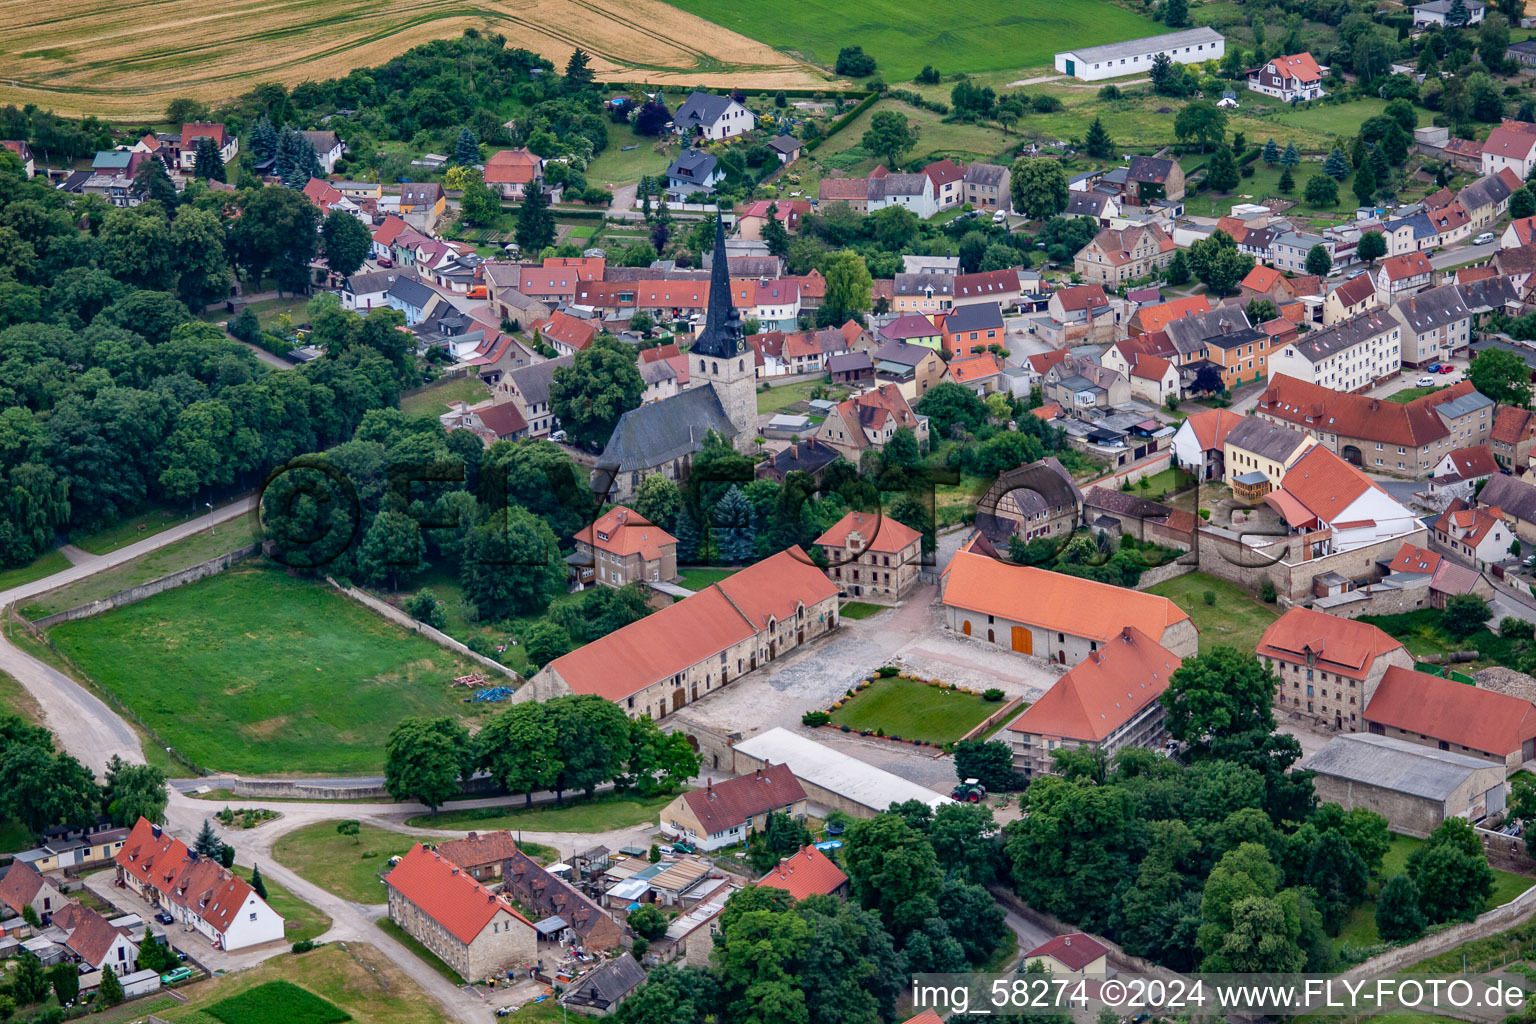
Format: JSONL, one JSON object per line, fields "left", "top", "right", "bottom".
{"left": 249, "top": 912, "right": 258, "bottom": 921}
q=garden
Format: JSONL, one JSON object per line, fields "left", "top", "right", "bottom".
{"left": 1360, "top": 600, "right": 1529, "bottom": 673}
{"left": 808, "top": 667, "right": 1008, "bottom": 746}
{"left": 1145, "top": 572, "right": 1281, "bottom": 654}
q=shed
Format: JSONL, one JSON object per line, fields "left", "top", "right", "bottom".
{"left": 731, "top": 728, "right": 954, "bottom": 817}
{"left": 533, "top": 915, "right": 570, "bottom": 941}
{"left": 21, "top": 936, "right": 63, "bottom": 966}
{"left": 562, "top": 953, "right": 647, "bottom": 1015}
{"left": 120, "top": 969, "right": 163, "bottom": 998}
{"left": 1300, "top": 732, "right": 1506, "bottom": 837}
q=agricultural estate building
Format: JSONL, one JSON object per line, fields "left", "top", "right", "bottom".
{"left": 658, "top": 763, "right": 809, "bottom": 851}
{"left": 1258, "top": 608, "right": 1413, "bottom": 731}
{"left": 519, "top": 548, "right": 839, "bottom": 720}
{"left": 385, "top": 844, "right": 536, "bottom": 981}
{"left": 500, "top": 847, "right": 624, "bottom": 950}
{"left": 1054, "top": 27, "right": 1225, "bottom": 81}
{"left": 1002, "top": 626, "right": 1181, "bottom": 778}
{"left": 940, "top": 542, "right": 1197, "bottom": 663}
{"left": 114, "top": 818, "right": 284, "bottom": 951}
{"left": 815, "top": 510, "right": 924, "bottom": 603}
{"left": 730, "top": 728, "right": 954, "bottom": 817}
{"left": 973, "top": 457, "right": 1084, "bottom": 546}
{"left": 1363, "top": 665, "right": 1536, "bottom": 771}
{"left": 1302, "top": 733, "right": 1505, "bottom": 836}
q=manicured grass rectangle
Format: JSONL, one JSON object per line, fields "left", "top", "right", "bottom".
{"left": 1145, "top": 572, "right": 1280, "bottom": 654}
{"left": 399, "top": 376, "right": 491, "bottom": 417}
{"left": 840, "top": 602, "right": 885, "bottom": 620}
{"left": 678, "top": 567, "right": 740, "bottom": 591}
{"left": 46, "top": 567, "right": 487, "bottom": 774}
{"left": 208, "top": 981, "right": 350, "bottom": 1024}
{"left": 663, "top": 0, "right": 1157, "bottom": 79}
{"left": 1387, "top": 386, "right": 1447, "bottom": 404}
{"left": 272, "top": 821, "right": 414, "bottom": 905}
{"left": 404, "top": 789, "right": 682, "bottom": 832}
{"left": 828, "top": 676, "right": 998, "bottom": 744}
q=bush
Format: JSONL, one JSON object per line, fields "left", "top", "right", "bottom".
{"left": 1199, "top": 508, "right": 1211, "bottom": 520}
{"left": 1259, "top": 580, "right": 1277, "bottom": 603}
{"left": 801, "top": 710, "right": 831, "bottom": 727}
{"left": 876, "top": 666, "right": 899, "bottom": 677}
{"left": 1203, "top": 590, "right": 1216, "bottom": 605}
{"left": 1504, "top": 617, "right": 1536, "bottom": 640}
{"left": 983, "top": 688, "right": 1005, "bottom": 702}
{"left": 292, "top": 939, "right": 317, "bottom": 953}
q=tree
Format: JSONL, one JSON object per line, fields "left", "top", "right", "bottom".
{"left": 1165, "top": 0, "right": 1190, "bottom": 27}
{"left": 458, "top": 168, "right": 501, "bottom": 227}
{"left": 1263, "top": 138, "right": 1280, "bottom": 165}
{"left": 632, "top": 473, "right": 682, "bottom": 530}
{"left": 628, "top": 903, "right": 669, "bottom": 940}
{"left": 479, "top": 702, "right": 559, "bottom": 806}
{"left": 1376, "top": 873, "right": 1427, "bottom": 941}
{"left": 550, "top": 336, "right": 644, "bottom": 447}
{"left": 761, "top": 203, "right": 790, "bottom": 258}
{"left": 251, "top": 863, "right": 268, "bottom": 901}
{"left": 48, "top": 964, "right": 78, "bottom": 1007}
{"left": 193, "top": 137, "right": 226, "bottom": 182}
{"left": 1470, "top": 348, "right": 1533, "bottom": 406}
{"left": 455, "top": 127, "right": 481, "bottom": 165}
{"left": 1085, "top": 118, "right": 1113, "bottom": 159}
{"left": 1245, "top": 299, "right": 1279, "bottom": 323}
{"left": 836, "top": 46, "right": 878, "bottom": 76}
{"left": 336, "top": 819, "right": 362, "bottom": 844}
{"left": 861, "top": 111, "right": 919, "bottom": 169}
{"left": 1305, "top": 830, "right": 1370, "bottom": 932}
{"left": 1352, "top": 158, "right": 1378, "bottom": 207}
{"left": 1357, "top": 231, "right": 1387, "bottom": 264}
{"left": 220, "top": 843, "right": 236, "bottom": 868}
{"left": 1407, "top": 818, "right": 1494, "bottom": 922}
{"left": 406, "top": 589, "right": 445, "bottom": 628}
{"left": 460, "top": 506, "right": 564, "bottom": 620}
{"left": 384, "top": 716, "right": 472, "bottom": 814}
{"left": 565, "top": 48, "right": 595, "bottom": 89}
{"left": 822, "top": 250, "right": 873, "bottom": 324}
{"left": 1149, "top": 52, "right": 1178, "bottom": 94}
{"left": 1205, "top": 146, "right": 1240, "bottom": 192}
{"left": 1305, "top": 244, "right": 1333, "bottom": 277}
{"left": 173, "top": 206, "right": 233, "bottom": 310}
{"left": 635, "top": 99, "right": 672, "bottom": 137}
{"left": 516, "top": 182, "right": 556, "bottom": 253}
{"left": 1174, "top": 101, "right": 1228, "bottom": 152}
{"left": 548, "top": 695, "right": 631, "bottom": 801}
{"left": 103, "top": 754, "right": 167, "bottom": 826}
{"left": 194, "top": 818, "right": 223, "bottom": 858}
{"left": 98, "top": 965, "right": 124, "bottom": 1006}
{"left": 1305, "top": 173, "right": 1339, "bottom": 207}
{"left": 1186, "top": 231, "right": 1254, "bottom": 296}
{"left": 228, "top": 186, "right": 321, "bottom": 294}
{"left": 130, "top": 156, "right": 177, "bottom": 206}
{"left": 251, "top": 116, "right": 279, "bottom": 162}
{"left": 712, "top": 484, "right": 756, "bottom": 563}
{"left": 844, "top": 813, "right": 943, "bottom": 936}
{"left": 953, "top": 740, "right": 1017, "bottom": 791}
{"left": 1514, "top": 187, "right": 1536, "bottom": 220}
{"left": 321, "top": 209, "right": 373, "bottom": 279}
{"left": 1163, "top": 647, "right": 1276, "bottom": 746}
{"left": 12, "top": 954, "right": 48, "bottom": 1006}
{"left": 747, "top": 811, "right": 814, "bottom": 873}
{"left": 1166, "top": 249, "right": 1191, "bottom": 285}
{"left": 1443, "top": 593, "right": 1492, "bottom": 638}
{"left": 275, "top": 128, "right": 321, "bottom": 189}
{"left": 1009, "top": 157, "right": 1069, "bottom": 220}
{"left": 1323, "top": 147, "right": 1350, "bottom": 179}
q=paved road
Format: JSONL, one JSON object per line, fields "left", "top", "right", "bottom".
{"left": 1430, "top": 240, "right": 1496, "bottom": 271}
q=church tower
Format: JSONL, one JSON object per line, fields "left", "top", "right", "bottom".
{"left": 691, "top": 214, "right": 757, "bottom": 451}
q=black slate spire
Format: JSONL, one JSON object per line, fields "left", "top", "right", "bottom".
{"left": 691, "top": 211, "right": 741, "bottom": 359}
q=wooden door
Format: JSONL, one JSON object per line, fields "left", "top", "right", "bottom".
{"left": 1011, "top": 626, "right": 1031, "bottom": 654}
{"left": 962, "top": 620, "right": 971, "bottom": 636}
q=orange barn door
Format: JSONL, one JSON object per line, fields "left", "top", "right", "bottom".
{"left": 962, "top": 620, "right": 971, "bottom": 636}
{"left": 1011, "top": 627, "right": 1031, "bottom": 654}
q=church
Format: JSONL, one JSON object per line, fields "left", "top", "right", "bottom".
{"left": 591, "top": 215, "right": 758, "bottom": 503}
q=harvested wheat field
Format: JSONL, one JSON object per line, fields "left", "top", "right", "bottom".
{"left": 0, "top": 0, "right": 827, "bottom": 118}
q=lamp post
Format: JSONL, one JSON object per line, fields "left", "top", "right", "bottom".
{"left": 206, "top": 501, "right": 214, "bottom": 535}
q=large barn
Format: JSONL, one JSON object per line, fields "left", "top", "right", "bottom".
{"left": 1054, "top": 27, "right": 1225, "bottom": 81}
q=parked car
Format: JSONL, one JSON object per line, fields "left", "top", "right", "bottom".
{"left": 1439, "top": 364, "right": 1457, "bottom": 373}
{"left": 154, "top": 912, "right": 174, "bottom": 925}
{"left": 1475, "top": 232, "right": 1496, "bottom": 245}
{"left": 992, "top": 210, "right": 1008, "bottom": 223}
{"left": 1416, "top": 376, "right": 1435, "bottom": 387}
{"left": 161, "top": 967, "right": 194, "bottom": 985}
{"left": 1427, "top": 363, "right": 1444, "bottom": 372}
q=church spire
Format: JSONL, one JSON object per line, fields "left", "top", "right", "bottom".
{"left": 692, "top": 210, "right": 741, "bottom": 359}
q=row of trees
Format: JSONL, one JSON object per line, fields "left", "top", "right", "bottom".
{"left": 0, "top": 714, "right": 167, "bottom": 835}
{"left": 382, "top": 694, "right": 700, "bottom": 813}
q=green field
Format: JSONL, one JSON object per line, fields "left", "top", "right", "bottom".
{"left": 272, "top": 821, "right": 416, "bottom": 905}
{"left": 588, "top": 122, "right": 676, "bottom": 188}
{"left": 818, "top": 100, "right": 1014, "bottom": 170}
{"left": 208, "top": 981, "right": 350, "bottom": 1024}
{"left": 0, "top": 668, "right": 41, "bottom": 726}
{"left": 1145, "top": 571, "right": 1280, "bottom": 654}
{"left": 71, "top": 506, "right": 215, "bottom": 555}
{"left": 1387, "top": 385, "right": 1448, "bottom": 404}
{"left": 0, "top": 548, "right": 70, "bottom": 593}
{"left": 22, "top": 520, "right": 259, "bottom": 620}
{"left": 828, "top": 675, "right": 999, "bottom": 744}
{"left": 47, "top": 567, "right": 487, "bottom": 774}
{"left": 840, "top": 601, "right": 886, "bottom": 619}
{"left": 665, "top": 0, "right": 1157, "bottom": 79}
{"left": 678, "top": 567, "right": 740, "bottom": 591}
{"left": 1336, "top": 834, "right": 1534, "bottom": 950}
{"left": 231, "top": 865, "right": 332, "bottom": 945}
{"left": 404, "top": 789, "right": 682, "bottom": 832}
{"left": 399, "top": 376, "right": 491, "bottom": 417}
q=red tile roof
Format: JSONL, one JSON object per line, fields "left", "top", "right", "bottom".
{"left": 1130, "top": 295, "right": 1211, "bottom": 333}
{"left": 181, "top": 122, "right": 226, "bottom": 148}
{"left": 815, "top": 510, "right": 921, "bottom": 554}
{"left": 683, "top": 763, "right": 807, "bottom": 834}
{"left": 1483, "top": 126, "right": 1536, "bottom": 163}
{"left": 1026, "top": 350, "right": 1069, "bottom": 375}
{"left": 1007, "top": 627, "right": 1180, "bottom": 743}
{"left": 385, "top": 844, "right": 531, "bottom": 945}
{"left": 0, "top": 860, "right": 47, "bottom": 916}
{"left": 1331, "top": 273, "right": 1378, "bottom": 309}
{"left": 1242, "top": 265, "right": 1284, "bottom": 293}
{"left": 543, "top": 548, "right": 837, "bottom": 701}
{"left": 1181, "top": 408, "right": 1247, "bottom": 452}
{"left": 755, "top": 845, "right": 848, "bottom": 899}
{"left": 573, "top": 506, "right": 677, "bottom": 560}
{"left": 114, "top": 818, "right": 267, "bottom": 935}
{"left": 535, "top": 310, "right": 598, "bottom": 351}
{"left": 1365, "top": 665, "right": 1536, "bottom": 756}
{"left": 1387, "top": 542, "right": 1442, "bottom": 575}
{"left": 954, "top": 269, "right": 1021, "bottom": 301}
{"left": 1026, "top": 932, "right": 1110, "bottom": 971}
{"left": 1128, "top": 351, "right": 1174, "bottom": 382}
{"left": 1381, "top": 252, "right": 1433, "bottom": 282}
{"left": 51, "top": 904, "right": 132, "bottom": 967}
{"left": 1435, "top": 497, "right": 1506, "bottom": 546}
{"left": 1439, "top": 445, "right": 1499, "bottom": 480}
{"left": 942, "top": 550, "right": 1189, "bottom": 644}
{"left": 1257, "top": 607, "right": 1404, "bottom": 680}
{"left": 1275, "top": 445, "right": 1380, "bottom": 523}
{"left": 1493, "top": 406, "right": 1536, "bottom": 445}
{"left": 1270, "top": 52, "right": 1323, "bottom": 82}
{"left": 1053, "top": 284, "right": 1110, "bottom": 312}
{"left": 922, "top": 158, "right": 967, "bottom": 188}
{"left": 1257, "top": 374, "right": 1469, "bottom": 448}
{"left": 484, "top": 148, "right": 541, "bottom": 185}
{"left": 437, "top": 830, "right": 525, "bottom": 869}
{"left": 949, "top": 353, "right": 1004, "bottom": 384}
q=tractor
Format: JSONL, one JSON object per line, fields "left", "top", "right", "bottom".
{"left": 952, "top": 778, "right": 987, "bottom": 803}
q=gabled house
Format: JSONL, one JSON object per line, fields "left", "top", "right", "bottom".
{"left": 1247, "top": 52, "right": 1326, "bottom": 101}
{"left": 1258, "top": 607, "right": 1413, "bottom": 731}
{"left": 1479, "top": 473, "right": 1536, "bottom": 544}
{"left": 1127, "top": 294, "right": 1212, "bottom": 336}
{"left": 484, "top": 148, "right": 542, "bottom": 198}
{"left": 814, "top": 384, "right": 930, "bottom": 457}
{"left": 872, "top": 340, "right": 948, "bottom": 399}
{"left": 948, "top": 353, "right": 1006, "bottom": 394}
{"left": 1459, "top": 168, "right": 1522, "bottom": 229}
{"left": 49, "top": 904, "right": 138, "bottom": 977}
{"left": 1375, "top": 252, "right": 1435, "bottom": 301}
{"left": 1324, "top": 273, "right": 1383, "bottom": 326}
{"left": 891, "top": 273, "right": 954, "bottom": 314}
{"left": 1365, "top": 665, "right": 1536, "bottom": 770}
{"left": 1124, "top": 350, "right": 1180, "bottom": 404}
{"left": 178, "top": 122, "right": 237, "bottom": 170}
{"left": 385, "top": 844, "right": 536, "bottom": 982}
{"left": 953, "top": 268, "right": 1022, "bottom": 309}
{"left": 1426, "top": 444, "right": 1500, "bottom": 501}
{"left": 2, "top": 140, "right": 36, "bottom": 178}
{"left": 300, "top": 130, "right": 345, "bottom": 174}
{"left": 501, "top": 355, "right": 572, "bottom": 438}
{"left": 1073, "top": 223, "right": 1177, "bottom": 286}
{"left": 675, "top": 92, "right": 756, "bottom": 140}
{"left": 1268, "top": 310, "right": 1402, "bottom": 393}
{"left": 756, "top": 846, "right": 848, "bottom": 900}
{"left": 974, "top": 457, "right": 1083, "bottom": 547}
{"left": 939, "top": 301, "right": 1004, "bottom": 358}
{"left": 0, "top": 860, "right": 66, "bottom": 922}
{"left": 923, "top": 158, "right": 968, "bottom": 210}
{"left": 660, "top": 764, "right": 809, "bottom": 851}
{"left": 1025, "top": 934, "right": 1111, "bottom": 979}
{"left": 1414, "top": 0, "right": 1487, "bottom": 24}
{"left": 1388, "top": 283, "right": 1473, "bottom": 365}
{"left": 816, "top": 510, "right": 924, "bottom": 602}
{"left": 867, "top": 172, "right": 938, "bottom": 218}
{"left": 501, "top": 847, "right": 624, "bottom": 950}
{"left": 1041, "top": 354, "right": 1132, "bottom": 413}
{"left": 665, "top": 151, "right": 723, "bottom": 197}
{"left": 1482, "top": 121, "right": 1536, "bottom": 179}
{"left": 1171, "top": 407, "right": 1246, "bottom": 481}
{"left": 1491, "top": 406, "right": 1536, "bottom": 472}
{"left": 962, "top": 162, "right": 1012, "bottom": 211}
{"left": 1433, "top": 498, "right": 1515, "bottom": 567}
{"left": 572, "top": 506, "right": 678, "bottom": 588}
{"left": 1223, "top": 415, "right": 1316, "bottom": 500}
{"left": 1125, "top": 155, "right": 1185, "bottom": 203}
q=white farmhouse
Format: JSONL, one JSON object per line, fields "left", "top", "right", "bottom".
{"left": 674, "top": 92, "right": 756, "bottom": 141}
{"left": 1055, "top": 27, "right": 1225, "bottom": 81}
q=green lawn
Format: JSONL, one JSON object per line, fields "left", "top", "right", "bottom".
{"left": 840, "top": 601, "right": 886, "bottom": 620}
{"left": 22, "top": 520, "right": 258, "bottom": 620}
{"left": 587, "top": 123, "right": 676, "bottom": 188}
{"left": 376, "top": 920, "right": 464, "bottom": 983}
{"left": 1336, "top": 834, "right": 1534, "bottom": 950}
{"left": 1387, "top": 385, "right": 1448, "bottom": 404}
{"left": 1146, "top": 572, "right": 1281, "bottom": 654}
{"left": 678, "top": 567, "right": 740, "bottom": 591}
{"left": 208, "top": 980, "right": 349, "bottom": 1024}
{"left": 71, "top": 506, "right": 213, "bottom": 556}
{"left": 47, "top": 567, "right": 488, "bottom": 775}
{"left": 400, "top": 376, "right": 491, "bottom": 418}
{"left": 1129, "top": 467, "right": 1196, "bottom": 500}
{"left": 828, "top": 676, "right": 999, "bottom": 744}
{"left": 817, "top": 100, "right": 1014, "bottom": 170}
{"left": 935, "top": 473, "right": 992, "bottom": 528}
{"left": 200, "top": 295, "right": 311, "bottom": 331}
{"left": 0, "top": 667, "right": 41, "bottom": 726}
{"left": 404, "top": 789, "right": 682, "bottom": 832}
{"left": 272, "top": 821, "right": 415, "bottom": 905}
{"left": 231, "top": 865, "right": 332, "bottom": 945}
{"left": 758, "top": 380, "right": 847, "bottom": 415}
{"left": 663, "top": 0, "right": 1157, "bottom": 79}
{"left": 0, "top": 548, "right": 70, "bottom": 593}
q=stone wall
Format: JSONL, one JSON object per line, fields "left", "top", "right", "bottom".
{"left": 1132, "top": 560, "right": 1197, "bottom": 591}
{"left": 327, "top": 578, "right": 521, "bottom": 682}
{"left": 1195, "top": 525, "right": 1428, "bottom": 605}
{"left": 1343, "top": 885, "right": 1536, "bottom": 979}
{"left": 958, "top": 697, "right": 1024, "bottom": 743}
{"left": 220, "top": 775, "right": 502, "bottom": 801}
{"left": 30, "top": 545, "right": 261, "bottom": 628}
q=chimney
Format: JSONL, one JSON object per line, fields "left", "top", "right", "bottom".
{"left": 1065, "top": 937, "right": 1073, "bottom": 947}
{"left": 468, "top": 832, "right": 477, "bottom": 840}
{"left": 151, "top": 824, "right": 162, "bottom": 839}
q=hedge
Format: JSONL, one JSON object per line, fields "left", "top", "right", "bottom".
{"left": 806, "top": 91, "right": 882, "bottom": 152}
